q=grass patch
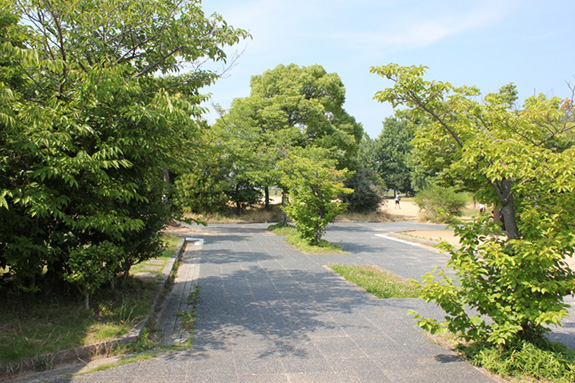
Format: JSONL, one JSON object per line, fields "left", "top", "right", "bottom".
{"left": 268, "top": 223, "right": 345, "bottom": 254}
{"left": 268, "top": 222, "right": 297, "bottom": 236}
{"left": 284, "top": 235, "right": 344, "bottom": 254}
{"left": 129, "top": 234, "right": 180, "bottom": 277}
{"left": 459, "top": 339, "right": 575, "bottom": 383}
{"left": 0, "top": 234, "right": 181, "bottom": 365}
{"left": 329, "top": 264, "right": 422, "bottom": 298}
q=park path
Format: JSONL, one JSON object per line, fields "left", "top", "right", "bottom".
{"left": 19, "top": 221, "right": 575, "bottom": 382}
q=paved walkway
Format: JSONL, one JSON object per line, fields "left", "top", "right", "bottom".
{"left": 17, "top": 221, "right": 575, "bottom": 382}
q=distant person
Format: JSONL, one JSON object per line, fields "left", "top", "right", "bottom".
{"left": 479, "top": 203, "right": 485, "bottom": 213}
{"left": 395, "top": 194, "right": 401, "bottom": 209}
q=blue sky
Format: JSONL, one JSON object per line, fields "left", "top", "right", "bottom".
{"left": 200, "top": 0, "right": 575, "bottom": 138}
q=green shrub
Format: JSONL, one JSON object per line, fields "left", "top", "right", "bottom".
{"left": 414, "top": 184, "right": 468, "bottom": 223}
{"left": 462, "top": 339, "right": 575, "bottom": 383}
{"left": 411, "top": 217, "right": 575, "bottom": 347}
{"left": 343, "top": 166, "right": 386, "bottom": 213}
{"left": 280, "top": 149, "right": 352, "bottom": 245}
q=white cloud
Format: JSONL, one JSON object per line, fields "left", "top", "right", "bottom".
{"left": 335, "top": 0, "right": 517, "bottom": 55}
{"left": 210, "top": 0, "right": 519, "bottom": 61}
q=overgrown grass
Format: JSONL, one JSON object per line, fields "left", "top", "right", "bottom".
{"left": 329, "top": 264, "right": 422, "bottom": 298}
{"left": 0, "top": 234, "right": 181, "bottom": 365}
{"left": 268, "top": 223, "right": 345, "bottom": 254}
{"left": 460, "top": 340, "right": 575, "bottom": 383}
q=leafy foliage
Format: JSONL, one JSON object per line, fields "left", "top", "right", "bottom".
{"left": 210, "top": 64, "right": 363, "bottom": 211}
{"left": 174, "top": 135, "right": 230, "bottom": 214}
{"left": 413, "top": 217, "right": 575, "bottom": 345}
{"left": 372, "top": 63, "right": 575, "bottom": 347}
{"left": 342, "top": 166, "right": 386, "bottom": 213}
{"left": 341, "top": 134, "right": 386, "bottom": 213}
{"left": 0, "top": 0, "right": 248, "bottom": 305}
{"left": 414, "top": 184, "right": 468, "bottom": 223}
{"left": 280, "top": 148, "right": 352, "bottom": 245}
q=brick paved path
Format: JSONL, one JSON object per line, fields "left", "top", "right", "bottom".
{"left": 17, "top": 222, "right": 549, "bottom": 382}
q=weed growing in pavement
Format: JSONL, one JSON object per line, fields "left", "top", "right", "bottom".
{"left": 75, "top": 352, "right": 159, "bottom": 376}
{"left": 181, "top": 285, "right": 200, "bottom": 334}
{"left": 188, "top": 285, "right": 200, "bottom": 305}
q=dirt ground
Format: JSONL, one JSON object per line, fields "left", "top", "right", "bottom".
{"left": 383, "top": 201, "right": 575, "bottom": 270}
{"left": 382, "top": 199, "right": 461, "bottom": 247}
{"left": 381, "top": 199, "right": 421, "bottom": 220}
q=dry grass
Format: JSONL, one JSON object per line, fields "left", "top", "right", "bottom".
{"left": 182, "top": 202, "right": 406, "bottom": 224}
{"left": 182, "top": 204, "right": 284, "bottom": 224}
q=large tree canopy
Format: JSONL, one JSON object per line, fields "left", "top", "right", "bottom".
{"left": 372, "top": 63, "right": 575, "bottom": 346}
{"left": 219, "top": 64, "right": 363, "bottom": 168}
{"left": 205, "top": 64, "right": 363, "bottom": 212}
{"left": 0, "top": 0, "right": 248, "bottom": 304}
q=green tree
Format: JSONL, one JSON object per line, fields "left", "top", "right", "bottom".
{"left": 280, "top": 148, "right": 352, "bottom": 245}
{"left": 414, "top": 183, "right": 468, "bottom": 223}
{"left": 342, "top": 134, "right": 386, "bottom": 212}
{"left": 372, "top": 63, "right": 575, "bottom": 346}
{"left": 212, "top": 64, "right": 363, "bottom": 211}
{"left": 0, "top": 0, "right": 248, "bottom": 302}
{"left": 374, "top": 117, "right": 414, "bottom": 194}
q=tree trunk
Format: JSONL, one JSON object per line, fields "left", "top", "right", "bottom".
{"left": 281, "top": 189, "right": 288, "bottom": 224}
{"left": 162, "top": 165, "right": 170, "bottom": 201}
{"left": 316, "top": 206, "right": 324, "bottom": 244}
{"left": 264, "top": 186, "right": 270, "bottom": 210}
{"left": 500, "top": 180, "right": 519, "bottom": 240}
{"left": 493, "top": 178, "right": 519, "bottom": 240}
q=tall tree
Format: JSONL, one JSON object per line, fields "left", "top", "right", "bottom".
{"left": 213, "top": 64, "right": 363, "bottom": 209}
{"left": 372, "top": 63, "right": 575, "bottom": 346}
{"left": 374, "top": 117, "right": 414, "bottom": 194}
{"left": 342, "top": 133, "right": 386, "bottom": 212}
{"left": 0, "top": 0, "right": 248, "bottom": 302}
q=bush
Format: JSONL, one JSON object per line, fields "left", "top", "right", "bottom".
{"left": 411, "top": 217, "right": 575, "bottom": 347}
{"left": 414, "top": 184, "right": 468, "bottom": 223}
{"left": 343, "top": 167, "right": 386, "bottom": 213}
{"left": 462, "top": 339, "right": 575, "bottom": 383}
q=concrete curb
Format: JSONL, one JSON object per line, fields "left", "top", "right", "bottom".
{"left": 386, "top": 231, "right": 442, "bottom": 248}
{"left": 0, "top": 237, "right": 187, "bottom": 381}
